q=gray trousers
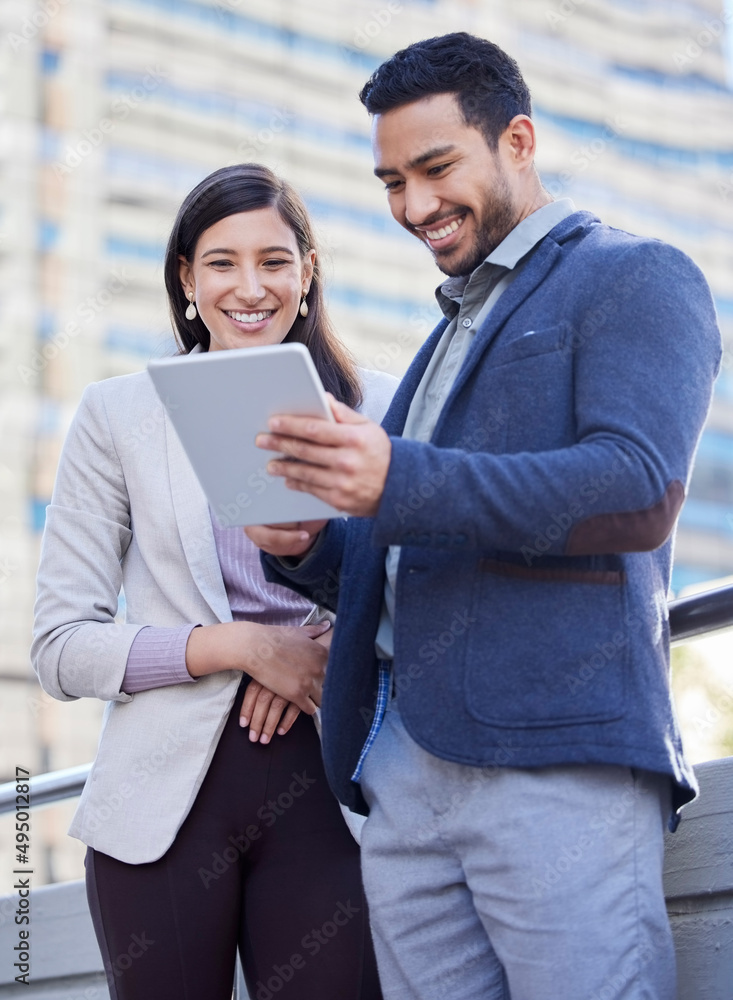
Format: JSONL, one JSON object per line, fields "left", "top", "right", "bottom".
{"left": 360, "top": 702, "right": 675, "bottom": 1000}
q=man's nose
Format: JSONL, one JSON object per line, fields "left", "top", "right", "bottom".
{"left": 404, "top": 180, "right": 442, "bottom": 229}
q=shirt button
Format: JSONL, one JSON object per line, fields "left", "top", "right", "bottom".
{"left": 462, "top": 318, "right": 472, "bottom": 328}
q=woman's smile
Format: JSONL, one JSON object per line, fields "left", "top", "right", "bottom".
{"left": 222, "top": 307, "right": 277, "bottom": 332}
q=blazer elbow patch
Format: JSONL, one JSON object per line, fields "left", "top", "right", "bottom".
{"left": 565, "top": 480, "right": 685, "bottom": 555}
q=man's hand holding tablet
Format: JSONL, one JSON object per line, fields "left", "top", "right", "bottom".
{"left": 245, "top": 393, "right": 392, "bottom": 557}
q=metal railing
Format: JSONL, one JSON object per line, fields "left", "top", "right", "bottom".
{"left": 1, "top": 582, "right": 732, "bottom": 816}
{"left": 0, "top": 762, "right": 90, "bottom": 815}
{"left": 668, "top": 581, "right": 733, "bottom": 643}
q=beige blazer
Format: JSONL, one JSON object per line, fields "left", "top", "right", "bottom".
{"left": 32, "top": 362, "right": 398, "bottom": 863}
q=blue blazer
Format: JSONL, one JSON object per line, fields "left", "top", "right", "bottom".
{"left": 264, "top": 211, "right": 722, "bottom": 823}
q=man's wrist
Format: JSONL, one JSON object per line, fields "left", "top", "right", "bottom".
{"left": 277, "top": 528, "right": 327, "bottom": 570}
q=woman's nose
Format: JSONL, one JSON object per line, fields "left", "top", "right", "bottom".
{"left": 235, "top": 268, "right": 266, "bottom": 304}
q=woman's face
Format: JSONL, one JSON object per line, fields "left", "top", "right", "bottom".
{"left": 179, "top": 206, "right": 315, "bottom": 352}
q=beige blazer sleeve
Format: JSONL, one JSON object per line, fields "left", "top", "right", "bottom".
{"left": 32, "top": 382, "right": 143, "bottom": 703}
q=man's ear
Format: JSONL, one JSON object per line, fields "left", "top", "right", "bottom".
{"left": 502, "top": 115, "right": 536, "bottom": 171}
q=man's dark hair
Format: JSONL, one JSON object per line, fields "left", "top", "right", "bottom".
{"left": 359, "top": 32, "right": 531, "bottom": 150}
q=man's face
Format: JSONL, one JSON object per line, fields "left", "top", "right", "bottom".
{"left": 372, "top": 93, "right": 519, "bottom": 277}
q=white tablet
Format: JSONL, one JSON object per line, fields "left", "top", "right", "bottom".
{"left": 147, "top": 343, "right": 342, "bottom": 527}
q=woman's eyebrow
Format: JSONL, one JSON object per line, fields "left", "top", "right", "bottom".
{"left": 200, "top": 246, "right": 296, "bottom": 258}
{"left": 201, "top": 247, "right": 237, "bottom": 258}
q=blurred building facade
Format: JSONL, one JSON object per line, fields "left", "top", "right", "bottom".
{"left": 1, "top": 0, "right": 732, "bottom": 889}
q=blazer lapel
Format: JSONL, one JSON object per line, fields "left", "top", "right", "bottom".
{"left": 437, "top": 236, "right": 564, "bottom": 420}
{"left": 164, "top": 410, "right": 233, "bottom": 623}
{"left": 382, "top": 318, "right": 450, "bottom": 435}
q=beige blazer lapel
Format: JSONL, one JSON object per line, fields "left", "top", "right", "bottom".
{"left": 163, "top": 408, "right": 232, "bottom": 623}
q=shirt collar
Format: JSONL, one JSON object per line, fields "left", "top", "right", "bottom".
{"left": 436, "top": 198, "right": 577, "bottom": 313}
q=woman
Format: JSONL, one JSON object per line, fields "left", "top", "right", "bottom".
{"left": 32, "top": 164, "right": 397, "bottom": 999}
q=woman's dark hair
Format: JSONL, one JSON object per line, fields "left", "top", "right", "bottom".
{"left": 164, "top": 163, "right": 362, "bottom": 408}
{"left": 359, "top": 32, "right": 531, "bottom": 151}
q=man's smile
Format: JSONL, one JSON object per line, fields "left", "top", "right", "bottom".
{"left": 414, "top": 214, "right": 467, "bottom": 251}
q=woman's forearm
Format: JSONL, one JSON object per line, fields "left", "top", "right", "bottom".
{"left": 185, "top": 621, "right": 259, "bottom": 678}
{"left": 184, "top": 621, "right": 329, "bottom": 714}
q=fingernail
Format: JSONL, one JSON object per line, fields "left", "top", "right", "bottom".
{"left": 249, "top": 730, "right": 258, "bottom": 742}
{"left": 269, "top": 417, "right": 280, "bottom": 430}
{"left": 259, "top": 734, "right": 270, "bottom": 745}
{"left": 277, "top": 727, "right": 286, "bottom": 735}
{"left": 240, "top": 717, "right": 249, "bottom": 727}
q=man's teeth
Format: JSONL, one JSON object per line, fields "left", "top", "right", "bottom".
{"left": 227, "top": 310, "right": 273, "bottom": 323}
{"left": 426, "top": 218, "right": 464, "bottom": 240}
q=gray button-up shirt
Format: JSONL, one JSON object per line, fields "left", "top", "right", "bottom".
{"left": 375, "top": 198, "right": 576, "bottom": 660}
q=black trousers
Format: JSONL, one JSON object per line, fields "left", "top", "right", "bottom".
{"left": 86, "top": 687, "right": 382, "bottom": 1000}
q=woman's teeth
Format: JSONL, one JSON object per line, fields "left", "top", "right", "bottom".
{"left": 426, "top": 217, "right": 464, "bottom": 240}
{"left": 226, "top": 310, "right": 273, "bottom": 323}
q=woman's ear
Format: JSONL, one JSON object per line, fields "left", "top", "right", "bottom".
{"left": 302, "top": 249, "right": 316, "bottom": 290}
{"left": 178, "top": 255, "right": 193, "bottom": 296}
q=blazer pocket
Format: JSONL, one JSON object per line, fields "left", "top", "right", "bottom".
{"left": 464, "top": 561, "right": 629, "bottom": 729}
{"left": 487, "top": 322, "right": 570, "bottom": 368}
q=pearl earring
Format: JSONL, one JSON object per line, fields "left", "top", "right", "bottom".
{"left": 185, "top": 292, "right": 197, "bottom": 321}
{"left": 299, "top": 292, "right": 309, "bottom": 318}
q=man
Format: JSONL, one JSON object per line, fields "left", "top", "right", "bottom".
{"left": 246, "top": 32, "right": 721, "bottom": 1000}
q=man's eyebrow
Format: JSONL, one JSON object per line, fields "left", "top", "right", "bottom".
{"left": 374, "top": 145, "right": 458, "bottom": 179}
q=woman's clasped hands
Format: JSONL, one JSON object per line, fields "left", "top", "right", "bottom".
{"left": 185, "top": 618, "right": 331, "bottom": 744}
